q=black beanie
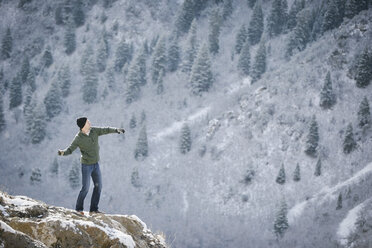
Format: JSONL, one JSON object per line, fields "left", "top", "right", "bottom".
{"left": 77, "top": 117, "right": 87, "bottom": 129}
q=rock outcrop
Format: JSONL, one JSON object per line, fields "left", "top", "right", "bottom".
{"left": 0, "top": 191, "right": 167, "bottom": 248}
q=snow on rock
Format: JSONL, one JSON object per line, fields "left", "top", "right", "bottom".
{"left": 0, "top": 191, "right": 167, "bottom": 248}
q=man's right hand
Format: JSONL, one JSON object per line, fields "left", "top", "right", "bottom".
{"left": 58, "top": 150, "right": 64, "bottom": 156}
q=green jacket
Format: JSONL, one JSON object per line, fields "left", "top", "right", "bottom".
{"left": 62, "top": 127, "right": 118, "bottom": 165}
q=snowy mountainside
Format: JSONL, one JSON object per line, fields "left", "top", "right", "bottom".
{"left": 0, "top": 0, "right": 372, "bottom": 247}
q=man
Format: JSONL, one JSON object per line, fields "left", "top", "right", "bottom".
{"left": 58, "top": 117, "right": 125, "bottom": 215}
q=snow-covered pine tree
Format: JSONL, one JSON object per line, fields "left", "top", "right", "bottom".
{"left": 130, "top": 113, "right": 137, "bottom": 129}
{"left": 314, "top": 158, "right": 321, "bottom": 176}
{"left": 64, "top": 20, "right": 76, "bottom": 55}
{"left": 293, "top": 163, "right": 301, "bottom": 182}
{"left": 247, "top": 2, "right": 264, "bottom": 45}
{"left": 208, "top": 7, "right": 222, "bottom": 55}
{"left": 358, "top": 96, "right": 370, "bottom": 129}
{"left": 58, "top": 65, "right": 71, "bottom": 98}
{"left": 50, "top": 157, "right": 59, "bottom": 176}
{"left": 9, "top": 74, "right": 22, "bottom": 109}
{"left": 72, "top": 0, "right": 85, "bottom": 28}
{"left": 97, "top": 37, "right": 108, "bottom": 73}
{"left": 222, "top": 0, "right": 233, "bottom": 20}
{"left": 287, "top": 0, "right": 305, "bottom": 30}
{"left": 320, "top": 71, "right": 336, "bottom": 109}
{"left": 1, "top": 28, "right": 12, "bottom": 60}
{"left": 136, "top": 48, "right": 147, "bottom": 86}
{"left": 30, "top": 103, "right": 46, "bottom": 144}
{"left": 247, "top": 0, "right": 257, "bottom": 9}
{"left": 0, "top": 92, "right": 5, "bottom": 133}
{"left": 0, "top": 68, "right": 5, "bottom": 93}
{"left": 44, "top": 81, "right": 63, "bottom": 120}
{"left": 157, "top": 69, "right": 164, "bottom": 95}
{"left": 335, "top": 0, "right": 346, "bottom": 25}
{"left": 182, "top": 19, "right": 198, "bottom": 74}
{"left": 336, "top": 192, "right": 342, "bottom": 210}
{"left": 42, "top": 47, "right": 53, "bottom": 68}
{"left": 134, "top": 126, "right": 149, "bottom": 161}
{"left": 140, "top": 110, "right": 146, "bottom": 125}
{"left": 26, "top": 68, "right": 36, "bottom": 92}
{"left": 322, "top": 0, "right": 339, "bottom": 33}
{"left": 106, "top": 65, "right": 115, "bottom": 90}
{"left": 276, "top": 164, "right": 286, "bottom": 184}
{"left": 267, "top": 0, "right": 288, "bottom": 37}
{"left": 20, "top": 56, "right": 30, "bottom": 85}
{"left": 355, "top": 48, "right": 371, "bottom": 88}
{"left": 125, "top": 62, "right": 141, "bottom": 104}
{"left": 30, "top": 168, "right": 42, "bottom": 185}
{"left": 114, "top": 39, "right": 132, "bottom": 72}
{"left": 343, "top": 123, "right": 357, "bottom": 154}
{"left": 69, "top": 161, "right": 80, "bottom": 189}
{"left": 235, "top": 24, "right": 247, "bottom": 55}
{"left": 305, "top": 115, "right": 319, "bottom": 157}
{"left": 286, "top": 9, "right": 311, "bottom": 57}
{"left": 180, "top": 123, "right": 192, "bottom": 154}
{"left": 175, "top": 0, "right": 195, "bottom": 36}
{"left": 190, "top": 44, "right": 213, "bottom": 95}
{"left": 24, "top": 90, "right": 35, "bottom": 135}
{"left": 250, "top": 41, "right": 266, "bottom": 83}
{"left": 151, "top": 37, "right": 167, "bottom": 84}
{"left": 345, "top": 0, "right": 368, "bottom": 19}
{"left": 237, "top": 40, "right": 251, "bottom": 76}
{"left": 131, "top": 167, "right": 142, "bottom": 188}
{"left": 82, "top": 47, "right": 98, "bottom": 104}
{"left": 168, "top": 38, "right": 180, "bottom": 72}
{"left": 273, "top": 198, "right": 289, "bottom": 238}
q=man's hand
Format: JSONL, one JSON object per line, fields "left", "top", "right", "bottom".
{"left": 117, "top": 128, "right": 125, "bottom": 134}
{"left": 58, "top": 150, "right": 64, "bottom": 156}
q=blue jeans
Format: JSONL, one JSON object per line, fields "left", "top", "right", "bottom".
{"left": 75, "top": 163, "right": 102, "bottom": 212}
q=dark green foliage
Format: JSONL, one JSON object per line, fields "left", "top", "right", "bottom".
{"left": 0, "top": 93, "right": 5, "bottom": 133}
{"left": 314, "top": 158, "right": 321, "bottom": 176}
{"left": 247, "top": 3, "right": 264, "bottom": 45}
{"left": 20, "top": 57, "right": 30, "bottom": 84}
{"left": 44, "top": 81, "right": 63, "bottom": 119}
{"left": 293, "top": 163, "right": 301, "bottom": 182}
{"left": 9, "top": 74, "right": 22, "bottom": 109}
{"left": 180, "top": 123, "right": 192, "bottom": 154}
{"left": 182, "top": 20, "right": 198, "bottom": 74}
{"left": 73, "top": 0, "right": 85, "bottom": 28}
{"left": 235, "top": 25, "right": 247, "bottom": 54}
{"left": 64, "top": 22, "right": 76, "bottom": 55}
{"left": 126, "top": 61, "right": 141, "bottom": 104}
{"left": 137, "top": 48, "right": 147, "bottom": 86}
{"left": 286, "top": 9, "right": 311, "bottom": 58}
{"left": 135, "top": 126, "right": 149, "bottom": 161}
{"left": 26, "top": 68, "right": 36, "bottom": 92}
{"left": 130, "top": 113, "right": 137, "bottom": 129}
{"left": 305, "top": 115, "right": 319, "bottom": 157}
{"left": 1, "top": 28, "right": 13, "bottom": 60}
{"left": 355, "top": 48, "right": 371, "bottom": 88}
{"left": 267, "top": 0, "right": 288, "bottom": 37}
{"left": 30, "top": 103, "right": 46, "bottom": 144}
{"left": 30, "top": 168, "right": 42, "bottom": 184}
{"left": 190, "top": 44, "right": 213, "bottom": 95}
{"left": 23, "top": 86, "right": 34, "bottom": 134}
{"left": 237, "top": 41, "right": 251, "bottom": 76}
{"left": 168, "top": 38, "right": 180, "bottom": 72}
{"left": 276, "top": 164, "right": 286, "bottom": 184}
{"left": 345, "top": 0, "right": 368, "bottom": 19}
{"left": 58, "top": 65, "right": 71, "bottom": 98}
{"left": 343, "top": 123, "right": 357, "bottom": 154}
{"left": 336, "top": 192, "right": 342, "bottom": 210}
{"left": 208, "top": 8, "right": 222, "bottom": 55}
{"left": 69, "top": 162, "right": 80, "bottom": 189}
{"left": 175, "top": 0, "right": 206, "bottom": 35}
{"left": 55, "top": 5, "right": 64, "bottom": 25}
{"left": 322, "top": 0, "right": 339, "bottom": 33}
{"left": 42, "top": 48, "right": 53, "bottom": 68}
{"left": 274, "top": 198, "right": 289, "bottom": 238}
{"left": 287, "top": 0, "right": 305, "bottom": 30}
{"left": 222, "top": 0, "right": 233, "bottom": 20}
{"left": 82, "top": 47, "right": 98, "bottom": 104}
{"left": 151, "top": 37, "right": 167, "bottom": 84}
{"left": 114, "top": 40, "right": 132, "bottom": 72}
{"left": 320, "top": 72, "right": 336, "bottom": 109}
{"left": 250, "top": 41, "right": 266, "bottom": 83}
{"left": 358, "top": 97, "right": 370, "bottom": 128}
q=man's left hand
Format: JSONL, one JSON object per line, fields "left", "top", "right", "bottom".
{"left": 117, "top": 128, "right": 125, "bottom": 134}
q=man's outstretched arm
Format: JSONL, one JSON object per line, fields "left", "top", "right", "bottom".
{"left": 92, "top": 126, "right": 125, "bottom": 136}
{"left": 58, "top": 136, "right": 79, "bottom": 156}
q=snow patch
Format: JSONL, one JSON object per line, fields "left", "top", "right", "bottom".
{"left": 0, "top": 205, "right": 9, "bottom": 217}
{"left": 0, "top": 220, "right": 16, "bottom": 234}
{"left": 337, "top": 202, "right": 365, "bottom": 246}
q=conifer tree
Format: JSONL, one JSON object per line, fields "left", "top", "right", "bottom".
{"left": 135, "top": 126, "right": 149, "bottom": 161}
{"left": 69, "top": 161, "right": 80, "bottom": 189}
{"left": 151, "top": 37, "right": 167, "bottom": 84}
{"left": 82, "top": 48, "right": 98, "bottom": 103}
{"left": 251, "top": 41, "right": 266, "bottom": 83}
{"left": 320, "top": 72, "right": 336, "bottom": 109}
{"left": 190, "top": 44, "right": 213, "bottom": 95}
{"left": 358, "top": 97, "right": 370, "bottom": 129}
{"left": 274, "top": 198, "right": 289, "bottom": 238}
{"left": 44, "top": 81, "right": 63, "bottom": 119}
{"left": 106, "top": 65, "right": 115, "bottom": 90}
{"left": 140, "top": 110, "right": 146, "bottom": 125}
{"left": 114, "top": 40, "right": 132, "bottom": 72}
{"left": 345, "top": 0, "right": 368, "bottom": 19}
{"left": 0, "top": 68, "right": 5, "bottom": 93}
{"left": 73, "top": 0, "right": 85, "bottom": 27}
{"left": 314, "top": 158, "right": 322, "bottom": 176}
{"left": 267, "top": 0, "right": 288, "bottom": 37}
{"left": 182, "top": 19, "right": 198, "bottom": 74}
{"left": 24, "top": 88, "right": 35, "bottom": 135}
{"left": 58, "top": 65, "right": 71, "bottom": 98}
{"left": 180, "top": 123, "right": 192, "bottom": 154}
{"left": 293, "top": 163, "right": 301, "bottom": 182}
{"left": 276, "top": 164, "right": 286, "bottom": 184}
{"left": 42, "top": 47, "right": 53, "bottom": 68}
{"left": 136, "top": 48, "right": 147, "bottom": 86}
{"left": 287, "top": 0, "right": 305, "bottom": 30}
{"left": 322, "top": 0, "right": 339, "bottom": 33}
{"left": 97, "top": 37, "right": 108, "bottom": 73}
{"left": 51, "top": 157, "right": 59, "bottom": 176}
{"left": 30, "top": 168, "right": 42, "bottom": 185}
{"left": 131, "top": 168, "right": 141, "bottom": 188}
{"left": 9, "top": 74, "right": 22, "bottom": 109}
{"left": 222, "top": 0, "right": 233, "bottom": 20}
{"left": 286, "top": 9, "right": 311, "bottom": 57}
{"left": 247, "top": 3, "right": 264, "bottom": 45}
{"left": 247, "top": 0, "right": 257, "bottom": 9}
{"left": 343, "top": 123, "right": 357, "bottom": 154}
{"left": 208, "top": 8, "right": 222, "bottom": 55}
{"left": 305, "top": 115, "right": 319, "bottom": 157}
{"left": 0, "top": 93, "right": 5, "bottom": 133}
{"left": 355, "top": 48, "right": 371, "bottom": 88}
{"left": 237, "top": 40, "right": 251, "bottom": 76}
{"left": 125, "top": 62, "right": 141, "bottom": 104}
{"left": 130, "top": 113, "right": 137, "bottom": 129}
{"left": 1, "top": 28, "right": 12, "bottom": 60}
{"left": 235, "top": 25, "right": 247, "bottom": 55}
{"left": 26, "top": 68, "right": 36, "bottom": 92}
{"left": 175, "top": 0, "right": 195, "bottom": 35}
{"left": 168, "top": 38, "right": 180, "bottom": 72}
{"left": 30, "top": 103, "right": 46, "bottom": 144}
{"left": 64, "top": 21, "right": 76, "bottom": 55}
{"left": 20, "top": 56, "right": 30, "bottom": 85}
{"left": 336, "top": 192, "right": 342, "bottom": 210}
{"left": 156, "top": 69, "right": 164, "bottom": 95}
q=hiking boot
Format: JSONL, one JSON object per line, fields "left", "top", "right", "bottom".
{"left": 89, "top": 210, "right": 104, "bottom": 214}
